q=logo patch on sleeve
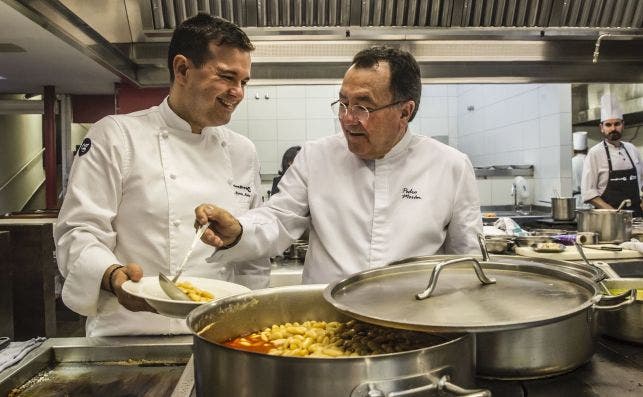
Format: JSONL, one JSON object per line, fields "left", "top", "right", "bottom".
{"left": 78, "top": 138, "right": 92, "bottom": 156}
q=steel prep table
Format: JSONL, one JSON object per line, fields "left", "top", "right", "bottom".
{"left": 0, "top": 335, "right": 641, "bottom": 396}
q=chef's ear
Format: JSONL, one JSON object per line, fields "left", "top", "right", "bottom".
{"left": 400, "top": 100, "right": 415, "bottom": 121}
{"left": 172, "top": 55, "right": 190, "bottom": 84}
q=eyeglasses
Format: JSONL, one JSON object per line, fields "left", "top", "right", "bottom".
{"left": 602, "top": 121, "right": 622, "bottom": 128}
{"left": 330, "top": 100, "right": 406, "bottom": 123}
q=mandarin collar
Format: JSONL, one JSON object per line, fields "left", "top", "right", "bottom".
{"left": 159, "top": 97, "right": 223, "bottom": 140}
{"left": 378, "top": 128, "right": 412, "bottom": 161}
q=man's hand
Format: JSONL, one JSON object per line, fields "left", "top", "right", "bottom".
{"left": 195, "top": 204, "right": 242, "bottom": 248}
{"left": 102, "top": 264, "right": 157, "bottom": 313}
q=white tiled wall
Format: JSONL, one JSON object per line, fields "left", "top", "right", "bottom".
{"left": 232, "top": 83, "right": 573, "bottom": 206}
{"left": 454, "top": 84, "right": 572, "bottom": 206}
{"left": 230, "top": 84, "right": 340, "bottom": 174}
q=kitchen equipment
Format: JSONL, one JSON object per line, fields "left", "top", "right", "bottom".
{"left": 122, "top": 276, "right": 250, "bottom": 318}
{"left": 159, "top": 223, "right": 211, "bottom": 301}
{"left": 551, "top": 197, "right": 576, "bottom": 221}
{"left": 576, "top": 209, "right": 633, "bottom": 243}
{"left": 514, "top": 235, "right": 556, "bottom": 247}
{"left": 583, "top": 245, "right": 623, "bottom": 251}
{"left": 598, "top": 278, "right": 643, "bottom": 344}
{"left": 159, "top": 273, "right": 191, "bottom": 301}
{"left": 283, "top": 240, "right": 307, "bottom": 260}
{"left": 483, "top": 236, "right": 514, "bottom": 254}
{"left": 187, "top": 285, "right": 488, "bottom": 397}
{"left": 325, "top": 258, "right": 634, "bottom": 379}
{"left": 0, "top": 336, "right": 192, "bottom": 397}
{"left": 576, "top": 232, "right": 599, "bottom": 245}
{"left": 390, "top": 254, "right": 606, "bottom": 283}
{"left": 0, "top": 337, "right": 9, "bottom": 350}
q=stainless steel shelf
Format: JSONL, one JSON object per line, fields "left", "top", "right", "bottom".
{"left": 475, "top": 165, "right": 534, "bottom": 177}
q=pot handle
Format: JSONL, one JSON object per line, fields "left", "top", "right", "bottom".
{"left": 593, "top": 289, "right": 636, "bottom": 311}
{"left": 475, "top": 233, "right": 491, "bottom": 262}
{"left": 415, "top": 257, "right": 496, "bottom": 300}
{"left": 351, "top": 374, "right": 491, "bottom": 397}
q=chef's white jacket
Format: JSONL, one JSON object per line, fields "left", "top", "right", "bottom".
{"left": 581, "top": 141, "right": 643, "bottom": 203}
{"left": 214, "top": 131, "right": 483, "bottom": 284}
{"left": 54, "top": 98, "right": 270, "bottom": 336}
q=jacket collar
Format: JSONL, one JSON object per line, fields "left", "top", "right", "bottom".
{"left": 159, "top": 97, "right": 223, "bottom": 140}
{"left": 379, "top": 128, "right": 412, "bottom": 161}
{"left": 159, "top": 97, "right": 192, "bottom": 132}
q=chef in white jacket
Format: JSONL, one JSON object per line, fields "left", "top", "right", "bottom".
{"left": 54, "top": 14, "right": 270, "bottom": 336}
{"left": 581, "top": 94, "right": 643, "bottom": 217}
{"left": 195, "top": 46, "right": 482, "bottom": 284}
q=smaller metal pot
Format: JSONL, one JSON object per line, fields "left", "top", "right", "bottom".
{"left": 551, "top": 197, "right": 576, "bottom": 221}
{"left": 598, "top": 279, "right": 643, "bottom": 344}
{"left": 484, "top": 237, "right": 513, "bottom": 254}
{"left": 577, "top": 209, "right": 633, "bottom": 243}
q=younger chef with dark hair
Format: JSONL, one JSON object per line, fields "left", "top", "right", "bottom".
{"left": 54, "top": 14, "right": 270, "bottom": 336}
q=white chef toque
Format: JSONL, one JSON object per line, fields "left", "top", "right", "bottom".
{"left": 572, "top": 131, "right": 588, "bottom": 150}
{"left": 600, "top": 94, "right": 624, "bottom": 121}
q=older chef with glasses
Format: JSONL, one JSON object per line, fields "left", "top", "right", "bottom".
{"left": 195, "top": 46, "right": 483, "bottom": 284}
{"left": 581, "top": 94, "right": 643, "bottom": 217}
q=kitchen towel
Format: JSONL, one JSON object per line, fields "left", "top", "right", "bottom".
{"left": 0, "top": 337, "right": 46, "bottom": 373}
{"left": 619, "top": 238, "right": 643, "bottom": 252}
{"left": 493, "top": 217, "right": 528, "bottom": 236}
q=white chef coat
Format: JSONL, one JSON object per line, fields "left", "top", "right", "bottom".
{"left": 213, "top": 130, "right": 483, "bottom": 284}
{"left": 581, "top": 140, "right": 643, "bottom": 204}
{"left": 54, "top": 97, "right": 270, "bottom": 336}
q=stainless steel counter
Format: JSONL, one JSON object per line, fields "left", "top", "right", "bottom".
{"left": 1, "top": 335, "right": 640, "bottom": 396}
{"left": 270, "top": 258, "right": 303, "bottom": 287}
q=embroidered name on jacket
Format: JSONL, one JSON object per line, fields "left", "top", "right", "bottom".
{"left": 233, "top": 184, "right": 251, "bottom": 198}
{"left": 402, "top": 187, "right": 422, "bottom": 200}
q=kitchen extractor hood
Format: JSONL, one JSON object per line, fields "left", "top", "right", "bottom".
{"left": 4, "top": 0, "right": 643, "bottom": 86}
{"left": 573, "top": 83, "right": 643, "bottom": 125}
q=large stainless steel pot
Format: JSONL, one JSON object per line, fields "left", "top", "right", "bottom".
{"left": 576, "top": 209, "right": 633, "bottom": 243}
{"left": 598, "top": 279, "right": 643, "bottom": 344}
{"left": 551, "top": 197, "right": 576, "bottom": 221}
{"left": 187, "top": 285, "right": 488, "bottom": 397}
{"left": 326, "top": 258, "right": 634, "bottom": 379}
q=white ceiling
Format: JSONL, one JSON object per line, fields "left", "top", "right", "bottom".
{"left": 0, "top": 1, "right": 120, "bottom": 95}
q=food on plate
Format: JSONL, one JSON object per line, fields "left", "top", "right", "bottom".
{"left": 482, "top": 212, "right": 497, "bottom": 218}
{"left": 608, "top": 288, "right": 643, "bottom": 300}
{"left": 175, "top": 281, "right": 214, "bottom": 302}
{"left": 223, "top": 319, "right": 442, "bottom": 357}
{"left": 534, "top": 242, "right": 565, "bottom": 252}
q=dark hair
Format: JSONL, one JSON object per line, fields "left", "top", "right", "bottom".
{"left": 281, "top": 146, "right": 302, "bottom": 174}
{"left": 351, "top": 46, "right": 421, "bottom": 121}
{"left": 167, "top": 14, "right": 255, "bottom": 82}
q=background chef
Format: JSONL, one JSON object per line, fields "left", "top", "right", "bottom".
{"left": 571, "top": 131, "right": 588, "bottom": 208}
{"left": 581, "top": 94, "right": 643, "bottom": 216}
{"left": 195, "top": 46, "right": 483, "bottom": 285}
{"left": 54, "top": 14, "right": 270, "bottom": 336}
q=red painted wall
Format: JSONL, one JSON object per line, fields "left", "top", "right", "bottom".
{"left": 71, "top": 83, "right": 169, "bottom": 123}
{"left": 116, "top": 83, "right": 169, "bottom": 114}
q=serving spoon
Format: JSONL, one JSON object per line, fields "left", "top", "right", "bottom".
{"left": 159, "top": 222, "right": 212, "bottom": 301}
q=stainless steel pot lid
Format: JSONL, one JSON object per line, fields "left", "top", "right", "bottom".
{"left": 387, "top": 254, "right": 605, "bottom": 282}
{"left": 323, "top": 257, "right": 600, "bottom": 333}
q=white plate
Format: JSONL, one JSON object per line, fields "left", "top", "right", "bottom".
{"left": 121, "top": 276, "right": 251, "bottom": 318}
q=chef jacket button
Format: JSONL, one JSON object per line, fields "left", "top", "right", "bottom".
{"left": 170, "top": 173, "right": 176, "bottom": 180}
{"left": 161, "top": 131, "right": 169, "bottom": 139}
{"left": 173, "top": 220, "right": 181, "bottom": 227}
{"left": 221, "top": 141, "right": 227, "bottom": 147}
